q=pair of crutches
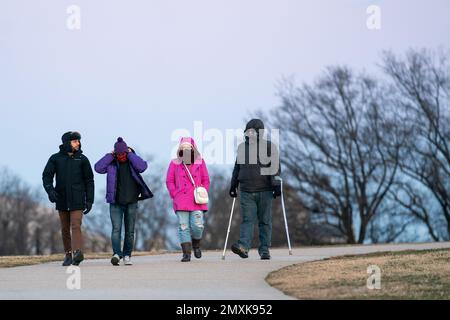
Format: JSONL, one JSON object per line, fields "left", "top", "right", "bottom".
{"left": 221, "top": 177, "right": 292, "bottom": 260}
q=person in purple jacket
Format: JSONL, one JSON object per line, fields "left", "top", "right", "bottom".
{"left": 95, "top": 137, "right": 153, "bottom": 266}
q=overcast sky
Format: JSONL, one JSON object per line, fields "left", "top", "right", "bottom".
{"left": 1, "top": 0, "right": 450, "bottom": 188}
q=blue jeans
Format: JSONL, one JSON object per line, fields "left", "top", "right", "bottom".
{"left": 176, "top": 210, "right": 205, "bottom": 244}
{"left": 238, "top": 191, "right": 273, "bottom": 255}
{"left": 110, "top": 203, "right": 138, "bottom": 257}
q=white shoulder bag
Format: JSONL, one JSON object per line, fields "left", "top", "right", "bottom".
{"left": 183, "top": 163, "right": 209, "bottom": 204}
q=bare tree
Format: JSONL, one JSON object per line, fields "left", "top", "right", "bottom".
{"left": 367, "top": 197, "right": 414, "bottom": 244}
{"left": 29, "top": 205, "right": 63, "bottom": 255}
{"left": 382, "top": 48, "right": 450, "bottom": 240}
{"left": 262, "top": 67, "right": 404, "bottom": 244}
{"left": 0, "top": 168, "right": 33, "bottom": 255}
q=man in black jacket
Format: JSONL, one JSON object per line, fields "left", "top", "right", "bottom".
{"left": 229, "top": 119, "right": 281, "bottom": 260}
{"left": 42, "top": 131, "right": 94, "bottom": 266}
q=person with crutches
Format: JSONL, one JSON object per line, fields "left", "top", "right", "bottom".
{"left": 228, "top": 119, "right": 281, "bottom": 260}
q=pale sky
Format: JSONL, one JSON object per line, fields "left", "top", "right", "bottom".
{"left": 1, "top": 0, "right": 450, "bottom": 188}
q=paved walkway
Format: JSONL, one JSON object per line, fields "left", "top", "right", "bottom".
{"left": 1, "top": 242, "right": 449, "bottom": 299}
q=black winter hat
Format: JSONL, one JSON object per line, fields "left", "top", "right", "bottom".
{"left": 61, "top": 131, "right": 81, "bottom": 143}
{"left": 244, "top": 119, "right": 265, "bottom": 133}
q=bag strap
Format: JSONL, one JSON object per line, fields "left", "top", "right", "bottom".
{"left": 183, "top": 163, "right": 196, "bottom": 187}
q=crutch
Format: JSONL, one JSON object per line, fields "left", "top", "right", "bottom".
{"left": 277, "top": 177, "right": 293, "bottom": 255}
{"left": 222, "top": 197, "right": 236, "bottom": 260}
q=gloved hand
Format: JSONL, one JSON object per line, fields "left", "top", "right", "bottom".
{"left": 48, "top": 190, "right": 59, "bottom": 203}
{"left": 273, "top": 185, "right": 281, "bottom": 199}
{"left": 229, "top": 187, "right": 238, "bottom": 198}
{"left": 83, "top": 203, "right": 93, "bottom": 215}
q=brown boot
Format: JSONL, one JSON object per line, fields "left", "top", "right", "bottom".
{"left": 181, "top": 242, "right": 192, "bottom": 262}
{"left": 192, "top": 238, "right": 202, "bottom": 259}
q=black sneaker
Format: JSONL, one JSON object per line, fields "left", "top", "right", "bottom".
{"left": 260, "top": 252, "right": 271, "bottom": 260}
{"left": 62, "top": 253, "right": 72, "bottom": 266}
{"left": 111, "top": 254, "right": 121, "bottom": 266}
{"left": 72, "top": 250, "right": 84, "bottom": 266}
{"left": 231, "top": 243, "right": 248, "bottom": 259}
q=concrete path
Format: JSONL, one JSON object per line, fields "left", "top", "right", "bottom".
{"left": 1, "top": 242, "right": 449, "bottom": 300}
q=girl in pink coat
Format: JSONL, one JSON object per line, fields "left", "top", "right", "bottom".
{"left": 166, "top": 137, "right": 210, "bottom": 262}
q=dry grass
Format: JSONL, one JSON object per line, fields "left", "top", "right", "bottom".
{"left": 0, "top": 251, "right": 168, "bottom": 268}
{"left": 266, "top": 249, "right": 450, "bottom": 300}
